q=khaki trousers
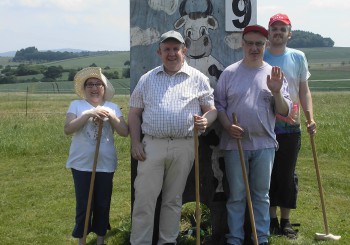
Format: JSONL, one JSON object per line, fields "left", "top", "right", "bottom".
{"left": 130, "top": 135, "right": 195, "bottom": 245}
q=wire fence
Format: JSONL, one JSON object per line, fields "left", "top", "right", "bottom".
{"left": 1, "top": 79, "right": 349, "bottom": 116}
{"left": 0, "top": 87, "right": 130, "bottom": 100}
{"left": 0, "top": 88, "right": 130, "bottom": 116}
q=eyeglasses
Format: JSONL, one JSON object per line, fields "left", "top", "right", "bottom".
{"left": 270, "top": 27, "right": 288, "bottom": 33}
{"left": 242, "top": 37, "right": 266, "bottom": 47}
{"left": 85, "top": 83, "right": 104, "bottom": 89}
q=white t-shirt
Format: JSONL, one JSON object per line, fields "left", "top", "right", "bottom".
{"left": 66, "top": 100, "right": 123, "bottom": 172}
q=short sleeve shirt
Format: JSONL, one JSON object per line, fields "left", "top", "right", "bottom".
{"left": 129, "top": 61, "right": 214, "bottom": 138}
{"left": 65, "top": 100, "right": 123, "bottom": 172}
{"left": 264, "top": 47, "right": 311, "bottom": 134}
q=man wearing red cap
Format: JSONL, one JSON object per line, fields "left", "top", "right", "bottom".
{"left": 264, "top": 13, "right": 317, "bottom": 239}
{"left": 215, "top": 25, "right": 292, "bottom": 245}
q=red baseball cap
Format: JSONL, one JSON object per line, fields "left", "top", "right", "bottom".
{"left": 269, "top": 13, "right": 291, "bottom": 26}
{"left": 243, "top": 25, "right": 268, "bottom": 39}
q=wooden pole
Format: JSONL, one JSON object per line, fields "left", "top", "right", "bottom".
{"left": 194, "top": 127, "right": 201, "bottom": 245}
{"left": 82, "top": 119, "right": 103, "bottom": 244}
{"left": 232, "top": 113, "right": 258, "bottom": 245}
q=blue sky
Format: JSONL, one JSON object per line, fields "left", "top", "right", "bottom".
{"left": 0, "top": 0, "right": 349, "bottom": 53}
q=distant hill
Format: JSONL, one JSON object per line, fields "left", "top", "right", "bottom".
{"left": 0, "top": 51, "right": 16, "bottom": 57}
{"left": 0, "top": 48, "right": 87, "bottom": 57}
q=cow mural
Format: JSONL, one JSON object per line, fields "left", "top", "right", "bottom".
{"left": 174, "top": 5, "right": 227, "bottom": 235}
{"left": 174, "top": 0, "right": 225, "bottom": 88}
{"left": 174, "top": 0, "right": 228, "bottom": 227}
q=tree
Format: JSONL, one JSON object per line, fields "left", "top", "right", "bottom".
{"left": 289, "top": 30, "right": 335, "bottom": 48}
{"left": 104, "top": 71, "right": 119, "bottom": 79}
{"left": 12, "top": 46, "right": 87, "bottom": 62}
{"left": 43, "top": 66, "right": 63, "bottom": 80}
{"left": 13, "top": 47, "right": 39, "bottom": 62}
{"left": 16, "top": 64, "right": 44, "bottom": 76}
{"left": 0, "top": 75, "right": 17, "bottom": 84}
{"left": 1, "top": 65, "right": 14, "bottom": 76}
{"left": 122, "top": 68, "right": 130, "bottom": 78}
{"left": 68, "top": 70, "right": 77, "bottom": 81}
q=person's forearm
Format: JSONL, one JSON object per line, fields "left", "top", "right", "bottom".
{"left": 203, "top": 108, "right": 217, "bottom": 127}
{"left": 299, "top": 84, "right": 314, "bottom": 120}
{"left": 109, "top": 115, "right": 129, "bottom": 137}
{"left": 273, "top": 92, "right": 289, "bottom": 116}
{"left": 64, "top": 113, "right": 90, "bottom": 135}
{"left": 128, "top": 113, "right": 142, "bottom": 145}
{"left": 217, "top": 111, "right": 231, "bottom": 132}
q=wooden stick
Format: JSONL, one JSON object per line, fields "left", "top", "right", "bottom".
{"left": 232, "top": 113, "right": 258, "bottom": 245}
{"left": 194, "top": 126, "right": 201, "bottom": 245}
{"left": 82, "top": 119, "right": 104, "bottom": 245}
{"left": 305, "top": 111, "right": 329, "bottom": 235}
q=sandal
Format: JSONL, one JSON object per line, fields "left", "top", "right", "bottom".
{"left": 281, "top": 221, "right": 299, "bottom": 240}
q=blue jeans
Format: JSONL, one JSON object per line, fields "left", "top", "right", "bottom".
{"left": 224, "top": 148, "right": 275, "bottom": 245}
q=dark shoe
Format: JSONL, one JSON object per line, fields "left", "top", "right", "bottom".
{"left": 269, "top": 217, "right": 281, "bottom": 235}
{"left": 280, "top": 219, "right": 298, "bottom": 240}
{"left": 259, "top": 243, "right": 269, "bottom": 245}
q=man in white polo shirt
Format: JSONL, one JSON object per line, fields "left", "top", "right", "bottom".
{"left": 129, "top": 30, "right": 217, "bottom": 245}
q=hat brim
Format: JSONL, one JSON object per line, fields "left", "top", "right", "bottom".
{"left": 74, "top": 67, "right": 115, "bottom": 101}
{"left": 269, "top": 19, "right": 291, "bottom": 26}
{"left": 243, "top": 25, "right": 269, "bottom": 39}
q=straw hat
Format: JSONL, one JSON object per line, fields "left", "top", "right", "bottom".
{"left": 74, "top": 67, "right": 115, "bottom": 101}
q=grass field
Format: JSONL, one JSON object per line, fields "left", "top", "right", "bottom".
{"left": 0, "top": 48, "right": 349, "bottom": 244}
{"left": 0, "top": 91, "right": 349, "bottom": 245}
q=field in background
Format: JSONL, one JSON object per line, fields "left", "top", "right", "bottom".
{"left": 300, "top": 47, "right": 350, "bottom": 66}
{"left": 1, "top": 47, "right": 350, "bottom": 94}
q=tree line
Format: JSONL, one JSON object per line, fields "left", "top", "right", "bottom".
{"left": 0, "top": 47, "right": 130, "bottom": 84}
{"left": 0, "top": 62, "right": 130, "bottom": 85}
{"left": 288, "top": 30, "right": 334, "bottom": 48}
{"left": 12, "top": 47, "right": 113, "bottom": 62}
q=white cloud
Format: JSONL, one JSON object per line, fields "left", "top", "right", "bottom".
{"left": 308, "top": 0, "right": 350, "bottom": 9}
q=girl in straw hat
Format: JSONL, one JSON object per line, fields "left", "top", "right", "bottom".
{"left": 64, "top": 67, "right": 128, "bottom": 245}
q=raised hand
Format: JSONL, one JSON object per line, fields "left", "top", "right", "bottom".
{"left": 267, "top": 66, "right": 284, "bottom": 94}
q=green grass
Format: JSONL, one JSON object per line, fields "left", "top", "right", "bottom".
{"left": 0, "top": 92, "right": 349, "bottom": 244}
{"left": 309, "top": 70, "right": 350, "bottom": 80}
{"left": 0, "top": 79, "right": 130, "bottom": 95}
{"left": 0, "top": 95, "right": 131, "bottom": 245}
{"left": 300, "top": 47, "right": 350, "bottom": 64}
{"left": 0, "top": 48, "right": 349, "bottom": 244}
{"left": 41, "top": 51, "right": 130, "bottom": 70}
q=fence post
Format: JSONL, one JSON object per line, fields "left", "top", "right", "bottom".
{"left": 26, "top": 85, "right": 29, "bottom": 117}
